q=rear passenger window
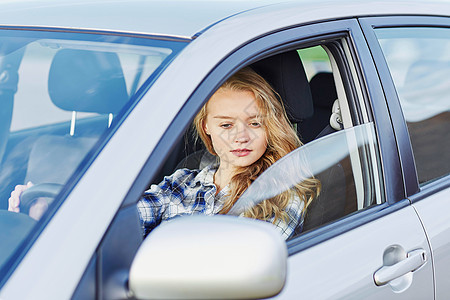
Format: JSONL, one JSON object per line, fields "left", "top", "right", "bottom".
{"left": 375, "top": 27, "right": 450, "bottom": 185}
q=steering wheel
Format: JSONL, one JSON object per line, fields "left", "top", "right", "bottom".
{"left": 19, "top": 183, "right": 62, "bottom": 215}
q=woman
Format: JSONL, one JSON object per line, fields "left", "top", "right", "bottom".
{"left": 9, "top": 67, "right": 320, "bottom": 239}
{"left": 138, "top": 67, "right": 320, "bottom": 239}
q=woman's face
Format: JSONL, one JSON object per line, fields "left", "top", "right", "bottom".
{"left": 204, "top": 88, "right": 268, "bottom": 171}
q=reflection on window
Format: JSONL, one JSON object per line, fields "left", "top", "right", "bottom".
{"left": 376, "top": 27, "right": 450, "bottom": 185}
{"left": 230, "top": 123, "right": 384, "bottom": 236}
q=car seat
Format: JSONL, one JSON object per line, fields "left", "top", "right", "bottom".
{"left": 0, "top": 49, "right": 130, "bottom": 209}
{"left": 25, "top": 49, "right": 129, "bottom": 186}
{"left": 298, "top": 72, "right": 340, "bottom": 143}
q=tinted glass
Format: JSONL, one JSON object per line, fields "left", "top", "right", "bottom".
{"left": 0, "top": 29, "right": 186, "bottom": 273}
{"left": 376, "top": 27, "right": 450, "bottom": 185}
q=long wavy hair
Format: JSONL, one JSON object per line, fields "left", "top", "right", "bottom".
{"left": 193, "top": 67, "right": 320, "bottom": 223}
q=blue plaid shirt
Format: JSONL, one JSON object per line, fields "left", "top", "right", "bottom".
{"left": 137, "top": 165, "right": 304, "bottom": 240}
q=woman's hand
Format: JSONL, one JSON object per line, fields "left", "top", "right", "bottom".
{"left": 8, "top": 181, "right": 33, "bottom": 213}
{"left": 8, "top": 182, "right": 48, "bottom": 220}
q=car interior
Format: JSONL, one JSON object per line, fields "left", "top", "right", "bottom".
{"left": 0, "top": 47, "right": 130, "bottom": 211}
{"left": 154, "top": 45, "right": 361, "bottom": 236}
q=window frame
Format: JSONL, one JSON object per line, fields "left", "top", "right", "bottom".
{"left": 119, "top": 18, "right": 404, "bottom": 255}
{"left": 359, "top": 15, "right": 450, "bottom": 200}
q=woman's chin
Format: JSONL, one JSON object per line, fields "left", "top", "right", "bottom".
{"left": 228, "top": 157, "right": 259, "bottom": 168}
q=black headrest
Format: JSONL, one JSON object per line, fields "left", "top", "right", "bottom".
{"left": 251, "top": 51, "right": 314, "bottom": 122}
{"left": 48, "top": 49, "right": 128, "bottom": 114}
{"left": 309, "top": 72, "right": 337, "bottom": 108}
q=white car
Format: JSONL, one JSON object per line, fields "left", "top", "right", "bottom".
{"left": 0, "top": 0, "right": 449, "bottom": 299}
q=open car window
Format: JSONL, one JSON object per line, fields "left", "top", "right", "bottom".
{"left": 153, "top": 38, "right": 386, "bottom": 238}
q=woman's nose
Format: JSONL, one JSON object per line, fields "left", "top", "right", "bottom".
{"left": 234, "top": 125, "right": 250, "bottom": 143}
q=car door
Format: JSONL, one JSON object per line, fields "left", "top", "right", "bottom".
{"left": 361, "top": 15, "right": 450, "bottom": 299}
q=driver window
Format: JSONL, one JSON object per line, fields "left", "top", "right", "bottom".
{"left": 145, "top": 41, "right": 385, "bottom": 240}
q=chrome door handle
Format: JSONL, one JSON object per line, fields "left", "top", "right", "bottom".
{"left": 374, "top": 249, "right": 426, "bottom": 286}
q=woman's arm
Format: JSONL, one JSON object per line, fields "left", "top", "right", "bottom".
{"left": 137, "top": 185, "right": 171, "bottom": 238}
{"left": 137, "top": 168, "right": 197, "bottom": 238}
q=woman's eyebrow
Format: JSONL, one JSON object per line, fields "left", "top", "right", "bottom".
{"left": 213, "top": 114, "right": 260, "bottom": 120}
{"left": 213, "top": 115, "right": 234, "bottom": 119}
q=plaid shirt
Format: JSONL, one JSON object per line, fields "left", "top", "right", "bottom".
{"left": 137, "top": 165, "right": 304, "bottom": 240}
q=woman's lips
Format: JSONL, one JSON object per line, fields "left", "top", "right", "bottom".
{"left": 231, "top": 149, "right": 252, "bottom": 157}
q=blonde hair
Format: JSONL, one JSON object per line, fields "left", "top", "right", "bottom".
{"left": 193, "top": 67, "right": 320, "bottom": 223}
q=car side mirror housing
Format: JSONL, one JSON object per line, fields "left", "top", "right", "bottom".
{"left": 129, "top": 215, "right": 287, "bottom": 299}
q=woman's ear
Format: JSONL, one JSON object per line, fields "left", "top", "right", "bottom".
{"left": 204, "top": 122, "right": 210, "bottom": 135}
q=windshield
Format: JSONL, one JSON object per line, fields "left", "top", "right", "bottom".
{"left": 0, "top": 29, "right": 186, "bottom": 273}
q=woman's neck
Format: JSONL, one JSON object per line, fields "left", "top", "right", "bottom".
{"left": 214, "top": 165, "right": 235, "bottom": 193}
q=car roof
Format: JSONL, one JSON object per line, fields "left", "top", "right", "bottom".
{"left": 0, "top": 0, "right": 279, "bottom": 39}
{"left": 0, "top": 0, "right": 450, "bottom": 39}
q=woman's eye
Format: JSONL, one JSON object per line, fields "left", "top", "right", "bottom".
{"left": 220, "top": 123, "right": 232, "bottom": 129}
{"left": 250, "top": 122, "right": 261, "bottom": 127}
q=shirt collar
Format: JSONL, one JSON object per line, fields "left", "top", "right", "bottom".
{"left": 190, "top": 163, "right": 218, "bottom": 188}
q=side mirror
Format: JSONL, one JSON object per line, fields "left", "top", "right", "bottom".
{"left": 129, "top": 215, "right": 287, "bottom": 299}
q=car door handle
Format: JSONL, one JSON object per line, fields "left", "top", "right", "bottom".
{"left": 374, "top": 249, "right": 427, "bottom": 286}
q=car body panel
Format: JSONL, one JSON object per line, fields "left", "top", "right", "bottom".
{"left": 0, "top": 0, "right": 274, "bottom": 39}
{"left": 0, "top": 0, "right": 449, "bottom": 38}
{"left": 279, "top": 205, "right": 433, "bottom": 299}
{"left": 412, "top": 186, "right": 450, "bottom": 299}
